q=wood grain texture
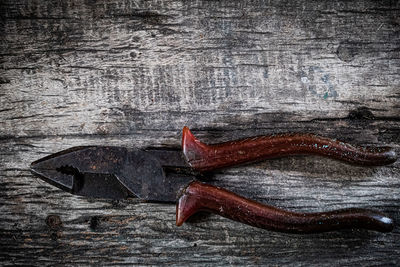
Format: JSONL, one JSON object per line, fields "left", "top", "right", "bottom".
{"left": 0, "top": 0, "right": 399, "bottom": 266}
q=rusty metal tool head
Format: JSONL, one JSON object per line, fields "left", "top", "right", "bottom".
{"left": 30, "top": 127, "right": 396, "bottom": 234}
{"left": 31, "top": 146, "right": 194, "bottom": 201}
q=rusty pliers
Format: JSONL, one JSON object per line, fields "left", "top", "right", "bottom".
{"left": 30, "top": 127, "right": 397, "bottom": 233}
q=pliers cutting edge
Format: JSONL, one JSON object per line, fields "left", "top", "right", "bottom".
{"left": 30, "top": 127, "right": 397, "bottom": 233}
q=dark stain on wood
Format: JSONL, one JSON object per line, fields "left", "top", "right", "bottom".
{"left": 89, "top": 216, "right": 100, "bottom": 230}
{"left": 348, "top": 107, "right": 375, "bottom": 121}
{"left": 45, "top": 215, "right": 63, "bottom": 230}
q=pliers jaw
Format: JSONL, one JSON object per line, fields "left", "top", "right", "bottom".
{"left": 30, "top": 146, "right": 133, "bottom": 199}
{"left": 30, "top": 147, "right": 86, "bottom": 193}
{"left": 29, "top": 146, "right": 194, "bottom": 201}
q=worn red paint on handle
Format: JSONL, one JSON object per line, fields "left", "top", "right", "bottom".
{"left": 182, "top": 127, "right": 397, "bottom": 172}
{"left": 176, "top": 181, "right": 394, "bottom": 233}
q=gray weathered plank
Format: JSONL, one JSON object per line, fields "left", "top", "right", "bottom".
{"left": 1, "top": 0, "right": 399, "bottom": 266}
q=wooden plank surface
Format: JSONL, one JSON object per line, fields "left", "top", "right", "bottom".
{"left": 1, "top": 0, "right": 399, "bottom": 265}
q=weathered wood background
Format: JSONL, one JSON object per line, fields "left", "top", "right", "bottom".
{"left": 1, "top": 0, "right": 399, "bottom": 265}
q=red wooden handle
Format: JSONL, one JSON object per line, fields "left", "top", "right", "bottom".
{"left": 182, "top": 127, "right": 397, "bottom": 172}
{"left": 176, "top": 182, "right": 394, "bottom": 233}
